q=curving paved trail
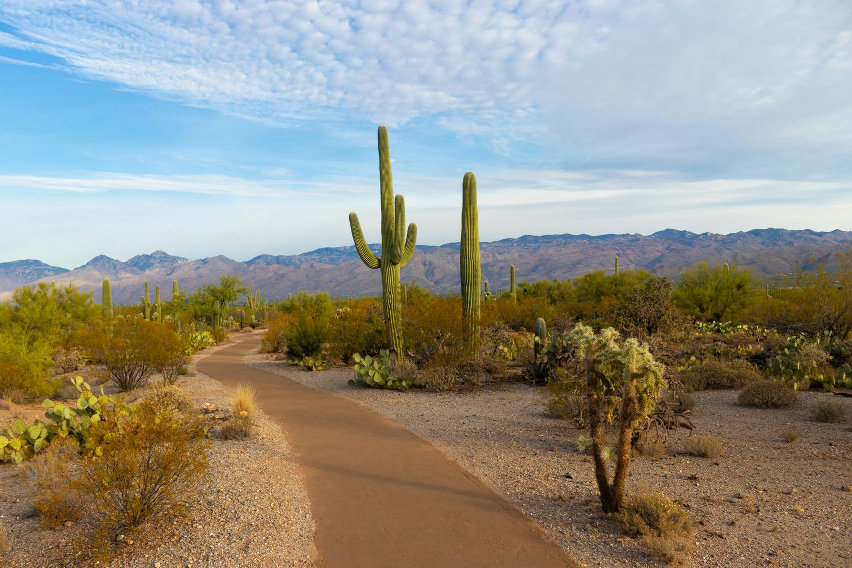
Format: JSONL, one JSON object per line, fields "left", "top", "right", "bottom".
{"left": 198, "top": 333, "right": 580, "bottom": 568}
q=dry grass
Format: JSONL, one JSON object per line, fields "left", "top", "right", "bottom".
{"left": 233, "top": 382, "right": 256, "bottom": 416}
{"left": 0, "top": 519, "right": 10, "bottom": 559}
{"left": 683, "top": 435, "right": 723, "bottom": 459}
{"left": 615, "top": 490, "right": 694, "bottom": 565}
{"left": 781, "top": 429, "right": 800, "bottom": 443}
{"left": 22, "top": 437, "right": 84, "bottom": 528}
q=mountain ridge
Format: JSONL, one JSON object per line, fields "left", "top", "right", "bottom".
{"left": 2, "top": 228, "right": 850, "bottom": 303}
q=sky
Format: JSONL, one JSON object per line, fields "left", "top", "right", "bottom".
{"left": 0, "top": 0, "right": 850, "bottom": 268}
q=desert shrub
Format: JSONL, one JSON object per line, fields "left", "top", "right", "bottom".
{"left": 616, "top": 490, "right": 694, "bottom": 565}
{"left": 419, "top": 365, "right": 460, "bottom": 391}
{"left": 679, "top": 358, "right": 763, "bottom": 391}
{"left": 738, "top": 381, "right": 798, "bottom": 408}
{"left": 811, "top": 400, "right": 845, "bottom": 423}
{"left": 85, "top": 317, "right": 183, "bottom": 391}
{"left": 666, "top": 392, "right": 696, "bottom": 413}
{"left": 0, "top": 325, "right": 57, "bottom": 398}
{"left": 80, "top": 401, "right": 209, "bottom": 536}
{"left": 402, "top": 295, "right": 467, "bottom": 367}
{"left": 220, "top": 413, "right": 253, "bottom": 440}
{"left": 683, "top": 435, "right": 723, "bottom": 458}
{"left": 144, "top": 384, "right": 194, "bottom": 414}
{"left": 22, "top": 436, "right": 84, "bottom": 528}
{"left": 285, "top": 314, "right": 326, "bottom": 359}
{"left": 614, "top": 276, "right": 687, "bottom": 338}
{"left": 781, "top": 429, "right": 800, "bottom": 442}
{"left": 633, "top": 431, "right": 666, "bottom": 458}
{"left": 52, "top": 347, "right": 83, "bottom": 374}
{"left": 293, "top": 355, "right": 330, "bottom": 371}
{"left": 327, "top": 299, "right": 385, "bottom": 363}
{"left": 220, "top": 382, "right": 255, "bottom": 439}
{"left": 672, "top": 262, "right": 757, "bottom": 322}
{"left": 261, "top": 313, "right": 290, "bottom": 353}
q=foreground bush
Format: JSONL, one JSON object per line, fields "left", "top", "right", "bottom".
{"left": 738, "top": 381, "right": 798, "bottom": 408}
{"left": 349, "top": 350, "right": 420, "bottom": 391}
{"left": 221, "top": 382, "right": 255, "bottom": 439}
{"left": 79, "top": 401, "right": 208, "bottom": 536}
{"left": 615, "top": 490, "right": 693, "bottom": 564}
{"left": 683, "top": 435, "right": 723, "bottom": 458}
{"left": 23, "top": 437, "right": 84, "bottom": 528}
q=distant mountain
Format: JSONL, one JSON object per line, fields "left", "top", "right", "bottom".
{"left": 1, "top": 229, "right": 851, "bottom": 303}
{"left": 0, "top": 259, "right": 69, "bottom": 292}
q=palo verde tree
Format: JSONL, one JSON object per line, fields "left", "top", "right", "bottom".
{"left": 672, "top": 262, "right": 756, "bottom": 322}
{"left": 567, "top": 324, "right": 665, "bottom": 513}
{"left": 349, "top": 125, "right": 417, "bottom": 355}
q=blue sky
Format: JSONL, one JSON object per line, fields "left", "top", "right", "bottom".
{"left": 0, "top": 0, "right": 850, "bottom": 268}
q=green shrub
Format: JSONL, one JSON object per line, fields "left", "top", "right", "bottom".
{"left": 738, "top": 381, "right": 798, "bottom": 409}
{"left": 811, "top": 400, "right": 845, "bottom": 423}
{"left": 615, "top": 490, "right": 694, "bottom": 565}
{"left": 293, "top": 355, "right": 330, "bottom": 371}
{"left": 683, "top": 435, "right": 723, "bottom": 458}
{"left": 327, "top": 299, "right": 386, "bottom": 363}
{"left": 768, "top": 338, "right": 832, "bottom": 391}
{"left": 678, "top": 358, "right": 762, "bottom": 391}
{"left": 144, "top": 384, "right": 194, "bottom": 414}
{"left": 187, "top": 330, "right": 215, "bottom": 353}
{"left": 0, "top": 325, "right": 57, "bottom": 398}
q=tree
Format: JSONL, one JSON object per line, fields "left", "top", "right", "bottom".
{"left": 568, "top": 324, "right": 665, "bottom": 513}
{"left": 672, "top": 263, "right": 756, "bottom": 321}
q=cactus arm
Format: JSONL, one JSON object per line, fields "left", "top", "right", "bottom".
{"left": 398, "top": 223, "right": 417, "bottom": 267}
{"left": 390, "top": 194, "right": 406, "bottom": 264}
{"left": 349, "top": 212, "right": 380, "bottom": 269}
{"left": 378, "top": 125, "right": 395, "bottom": 255}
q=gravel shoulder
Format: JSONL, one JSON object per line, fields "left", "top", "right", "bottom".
{"left": 248, "top": 354, "right": 852, "bottom": 568}
{"left": 0, "top": 339, "right": 316, "bottom": 568}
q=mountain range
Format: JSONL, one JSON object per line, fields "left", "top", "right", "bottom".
{"left": 1, "top": 228, "right": 851, "bottom": 304}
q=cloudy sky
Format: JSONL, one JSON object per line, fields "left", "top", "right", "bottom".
{"left": 1, "top": 0, "right": 850, "bottom": 268}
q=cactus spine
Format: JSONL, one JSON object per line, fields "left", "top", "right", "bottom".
{"left": 141, "top": 282, "right": 151, "bottom": 320}
{"left": 460, "top": 172, "right": 481, "bottom": 355}
{"left": 102, "top": 279, "right": 113, "bottom": 332}
{"left": 510, "top": 265, "right": 517, "bottom": 302}
{"left": 348, "top": 125, "right": 417, "bottom": 355}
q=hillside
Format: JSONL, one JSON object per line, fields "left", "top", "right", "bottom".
{"left": 2, "top": 228, "right": 850, "bottom": 303}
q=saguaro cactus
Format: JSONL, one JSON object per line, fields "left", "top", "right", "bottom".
{"left": 510, "top": 265, "right": 517, "bottom": 302}
{"left": 102, "top": 279, "right": 113, "bottom": 331}
{"left": 614, "top": 256, "right": 619, "bottom": 278}
{"left": 141, "top": 282, "right": 151, "bottom": 320}
{"left": 154, "top": 285, "right": 162, "bottom": 323}
{"left": 349, "top": 125, "right": 417, "bottom": 355}
{"left": 172, "top": 280, "right": 181, "bottom": 331}
{"left": 460, "top": 172, "right": 481, "bottom": 354}
{"left": 484, "top": 280, "right": 490, "bottom": 301}
{"left": 246, "top": 282, "right": 261, "bottom": 324}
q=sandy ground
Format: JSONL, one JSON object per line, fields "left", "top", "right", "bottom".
{"left": 249, "top": 354, "right": 852, "bottom": 568}
{"left": 0, "top": 338, "right": 316, "bottom": 568}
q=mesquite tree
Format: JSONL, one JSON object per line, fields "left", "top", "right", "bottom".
{"left": 567, "top": 324, "right": 665, "bottom": 513}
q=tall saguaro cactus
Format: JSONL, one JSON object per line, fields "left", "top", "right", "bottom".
{"left": 510, "top": 265, "right": 517, "bottom": 302}
{"left": 102, "top": 279, "right": 113, "bottom": 332}
{"left": 460, "top": 172, "right": 481, "bottom": 354}
{"left": 154, "top": 285, "right": 162, "bottom": 323}
{"left": 349, "top": 125, "right": 417, "bottom": 355}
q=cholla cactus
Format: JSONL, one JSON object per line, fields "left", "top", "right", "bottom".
{"left": 349, "top": 125, "right": 417, "bottom": 355}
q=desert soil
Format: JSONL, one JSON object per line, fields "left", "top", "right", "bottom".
{"left": 0, "top": 336, "right": 316, "bottom": 568}
{"left": 248, "top": 353, "right": 852, "bottom": 568}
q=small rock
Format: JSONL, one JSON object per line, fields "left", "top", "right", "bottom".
{"left": 561, "top": 472, "right": 573, "bottom": 479}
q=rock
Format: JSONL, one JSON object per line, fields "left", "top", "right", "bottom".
{"left": 202, "top": 403, "right": 219, "bottom": 413}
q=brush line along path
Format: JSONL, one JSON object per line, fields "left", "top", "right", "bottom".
{"left": 198, "top": 333, "right": 580, "bottom": 568}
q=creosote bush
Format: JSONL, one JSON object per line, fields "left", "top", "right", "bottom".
{"left": 22, "top": 436, "right": 84, "bottom": 528}
{"left": 80, "top": 401, "right": 209, "bottom": 537}
{"left": 615, "top": 490, "right": 694, "bottom": 565}
{"left": 811, "top": 400, "right": 845, "bottom": 423}
{"left": 679, "top": 358, "right": 763, "bottom": 391}
{"left": 738, "top": 381, "right": 798, "bottom": 409}
{"left": 683, "top": 435, "right": 723, "bottom": 459}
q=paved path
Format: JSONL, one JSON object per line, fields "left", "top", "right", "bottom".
{"left": 198, "top": 333, "right": 580, "bottom": 568}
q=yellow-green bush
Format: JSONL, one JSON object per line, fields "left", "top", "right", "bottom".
{"left": 616, "top": 490, "right": 694, "bottom": 565}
